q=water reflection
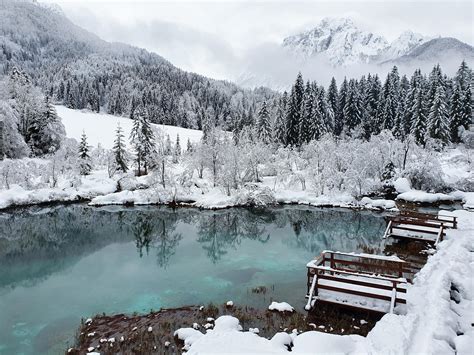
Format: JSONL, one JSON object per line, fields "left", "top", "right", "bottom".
{"left": 0, "top": 205, "right": 385, "bottom": 290}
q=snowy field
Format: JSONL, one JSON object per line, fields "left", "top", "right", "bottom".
{"left": 56, "top": 106, "right": 203, "bottom": 149}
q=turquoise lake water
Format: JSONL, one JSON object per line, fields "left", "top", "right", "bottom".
{"left": 0, "top": 205, "right": 387, "bottom": 354}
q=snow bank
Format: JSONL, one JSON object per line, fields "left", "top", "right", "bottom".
{"left": 57, "top": 105, "right": 203, "bottom": 150}
{"left": 0, "top": 171, "right": 116, "bottom": 209}
{"left": 176, "top": 210, "right": 474, "bottom": 354}
{"left": 396, "top": 189, "right": 457, "bottom": 204}
{"left": 393, "top": 177, "right": 411, "bottom": 193}
{"left": 268, "top": 302, "right": 294, "bottom": 313}
{"left": 359, "top": 197, "right": 397, "bottom": 210}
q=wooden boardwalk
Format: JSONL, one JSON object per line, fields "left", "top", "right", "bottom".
{"left": 383, "top": 211, "right": 457, "bottom": 245}
{"left": 305, "top": 210, "right": 455, "bottom": 314}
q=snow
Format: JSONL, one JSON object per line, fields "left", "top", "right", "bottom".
{"left": 268, "top": 302, "right": 294, "bottom": 313}
{"left": 359, "top": 197, "right": 397, "bottom": 210}
{"left": 175, "top": 210, "right": 473, "bottom": 354}
{"left": 393, "top": 177, "right": 411, "bottom": 193}
{"left": 57, "top": 105, "right": 203, "bottom": 150}
{"left": 226, "top": 300, "right": 234, "bottom": 307}
{"left": 396, "top": 189, "right": 457, "bottom": 203}
{"left": 0, "top": 171, "right": 116, "bottom": 209}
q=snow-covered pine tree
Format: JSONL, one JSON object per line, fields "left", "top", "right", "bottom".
{"left": 273, "top": 93, "right": 287, "bottom": 145}
{"left": 426, "top": 64, "right": 445, "bottom": 112}
{"left": 186, "top": 138, "right": 193, "bottom": 152}
{"left": 450, "top": 84, "right": 472, "bottom": 142}
{"left": 113, "top": 123, "right": 128, "bottom": 173}
{"left": 343, "top": 79, "right": 362, "bottom": 133}
{"left": 327, "top": 77, "right": 338, "bottom": 126}
{"left": 300, "top": 82, "right": 314, "bottom": 144}
{"left": 130, "top": 105, "right": 156, "bottom": 175}
{"left": 428, "top": 84, "right": 450, "bottom": 143}
{"left": 173, "top": 133, "right": 181, "bottom": 163}
{"left": 455, "top": 60, "right": 472, "bottom": 91}
{"left": 410, "top": 88, "right": 427, "bottom": 145}
{"left": 78, "top": 131, "right": 92, "bottom": 175}
{"left": 286, "top": 73, "right": 305, "bottom": 146}
{"left": 317, "top": 85, "right": 333, "bottom": 134}
{"left": 257, "top": 101, "right": 271, "bottom": 144}
{"left": 165, "top": 134, "right": 172, "bottom": 155}
{"left": 335, "top": 77, "right": 348, "bottom": 136}
{"left": 405, "top": 69, "right": 425, "bottom": 136}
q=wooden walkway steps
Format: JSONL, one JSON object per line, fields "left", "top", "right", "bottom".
{"left": 305, "top": 251, "right": 412, "bottom": 314}
{"left": 383, "top": 211, "right": 456, "bottom": 245}
{"left": 304, "top": 211, "right": 454, "bottom": 314}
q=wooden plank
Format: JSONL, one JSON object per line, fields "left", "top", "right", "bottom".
{"left": 312, "top": 298, "right": 387, "bottom": 314}
{"left": 322, "top": 257, "right": 413, "bottom": 274}
{"left": 316, "top": 274, "right": 407, "bottom": 293}
{"left": 391, "top": 218, "right": 448, "bottom": 229}
{"left": 388, "top": 233, "right": 436, "bottom": 243}
{"left": 316, "top": 283, "right": 406, "bottom": 304}
{"left": 391, "top": 225, "right": 442, "bottom": 235}
{"left": 399, "top": 211, "right": 457, "bottom": 228}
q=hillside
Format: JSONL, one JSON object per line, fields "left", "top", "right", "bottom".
{"left": 0, "top": 0, "right": 275, "bottom": 132}
{"left": 56, "top": 106, "right": 203, "bottom": 150}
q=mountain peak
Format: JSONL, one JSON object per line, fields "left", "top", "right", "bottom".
{"left": 282, "top": 17, "right": 388, "bottom": 66}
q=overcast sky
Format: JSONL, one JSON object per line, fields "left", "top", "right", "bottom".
{"left": 45, "top": 0, "right": 473, "bottom": 81}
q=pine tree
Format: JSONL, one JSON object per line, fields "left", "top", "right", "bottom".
{"left": 327, "top": 77, "right": 339, "bottom": 123}
{"left": 113, "top": 123, "right": 128, "bottom": 172}
{"left": 257, "top": 101, "right": 271, "bottom": 143}
{"left": 410, "top": 88, "right": 427, "bottom": 145}
{"left": 428, "top": 84, "right": 450, "bottom": 143}
{"left": 173, "top": 134, "right": 181, "bottom": 163}
{"left": 286, "top": 73, "right": 305, "bottom": 146}
{"left": 335, "top": 77, "right": 348, "bottom": 136}
{"left": 343, "top": 79, "right": 362, "bottom": 132}
{"left": 186, "top": 138, "right": 193, "bottom": 152}
{"left": 130, "top": 105, "right": 156, "bottom": 175}
{"left": 455, "top": 60, "right": 471, "bottom": 91}
{"left": 28, "top": 95, "right": 62, "bottom": 156}
{"left": 450, "top": 84, "right": 472, "bottom": 142}
{"left": 78, "top": 131, "right": 92, "bottom": 175}
{"left": 300, "top": 82, "right": 314, "bottom": 143}
{"left": 273, "top": 94, "right": 287, "bottom": 145}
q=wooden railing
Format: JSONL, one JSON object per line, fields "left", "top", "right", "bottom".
{"left": 306, "top": 251, "right": 410, "bottom": 313}
{"left": 399, "top": 210, "right": 457, "bottom": 229}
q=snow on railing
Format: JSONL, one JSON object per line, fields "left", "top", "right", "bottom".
{"left": 383, "top": 220, "right": 392, "bottom": 239}
{"left": 305, "top": 274, "right": 318, "bottom": 311}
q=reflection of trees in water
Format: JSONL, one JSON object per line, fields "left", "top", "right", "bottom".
{"left": 0, "top": 205, "right": 386, "bottom": 287}
{"left": 194, "top": 209, "right": 273, "bottom": 263}
{"left": 281, "top": 208, "right": 385, "bottom": 254}
{"left": 0, "top": 206, "right": 132, "bottom": 288}
{"left": 132, "top": 214, "right": 182, "bottom": 268}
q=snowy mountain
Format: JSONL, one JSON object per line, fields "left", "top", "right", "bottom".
{"left": 381, "top": 30, "right": 429, "bottom": 60}
{"left": 235, "top": 17, "right": 472, "bottom": 89}
{"left": 386, "top": 37, "right": 474, "bottom": 65}
{"left": 282, "top": 18, "right": 389, "bottom": 66}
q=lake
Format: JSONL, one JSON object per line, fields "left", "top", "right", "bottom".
{"left": 0, "top": 204, "right": 387, "bottom": 354}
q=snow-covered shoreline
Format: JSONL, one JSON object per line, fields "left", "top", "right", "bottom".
{"left": 1, "top": 170, "right": 472, "bottom": 212}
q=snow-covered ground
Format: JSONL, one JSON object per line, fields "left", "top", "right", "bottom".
{"left": 174, "top": 209, "right": 474, "bottom": 354}
{"left": 56, "top": 106, "right": 203, "bottom": 149}
{"left": 0, "top": 108, "right": 472, "bottom": 211}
